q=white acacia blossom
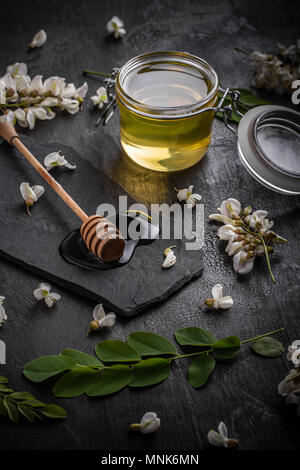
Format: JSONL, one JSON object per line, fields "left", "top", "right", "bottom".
{"left": 278, "top": 341, "right": 300, "bottom": 416}
{"left": 33, "top": 282, "right": 61, "bottom": 308}
{"left": 162, "top": 246, "right": 176, "bottom": 269}
{"left": 176, "top": 185, "right": 201, "bottom": 208}
{"left": 205, "top": 284, "right": 233, "bottom": 310}
{"left": 106, "top": 16, "right": 126, "bottom": 39}
{"left": 0, "top": 296, "right": 7, "bottom": 326}
{"left": 44, "top": 151, "right": 76, "bottom": 171}
{"left": 207, "top": 422, "right": 238, "bottom": 448}
{"left": 130, "top": 412, "right": 160, "bottom": 434}
{"left": 250, "top": 41, "right": 300, "bottom": 94}
{"left": 29, "top": 30, "right": 47, "bottom": 49}
{"left": 20, "top": 182, "right": 44, "bottom": 215}
{"left": 88, "top": 304, "right": 116, "bottom": 334}
{"left": 90, "top": 87, "right": 108, "bottom": 109}
{"left": 0, "top": 62, "right": 88, "bottom": 129}
{"left": 209, "top": 198, "right": 287, "bottom": 279}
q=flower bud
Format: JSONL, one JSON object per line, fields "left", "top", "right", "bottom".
{"left": 233, "top": 220, "right": 244, "bottom": 227}
{"left": 243, "top": 205, "right": 252, "bottom": 216}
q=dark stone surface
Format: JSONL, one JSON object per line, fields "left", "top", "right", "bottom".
{"left": 0, "top": 0, "right": 299, "bottom": 451}
{"left": 0, "top": 135, "right": 203, "bottom": 316}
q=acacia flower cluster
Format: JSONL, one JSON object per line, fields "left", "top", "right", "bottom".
{"left": 249, "top": 40, "right": 300, "bottom": 93}
{"left": 0, "top": 62, "right": 88, "bottom": 129}
{"left": 209, "top": 198, "right": 287, "bottom": 282}
{"left": 278, "top": 341, "right": 300, "bottom": 416}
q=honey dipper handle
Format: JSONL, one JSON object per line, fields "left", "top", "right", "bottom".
{"left": 0, "top": 123, "right": 88, "bottom": 222}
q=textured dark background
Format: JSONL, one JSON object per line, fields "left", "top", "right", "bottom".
{"left": 0, "top": 0, "right": 299, "bottom": 451}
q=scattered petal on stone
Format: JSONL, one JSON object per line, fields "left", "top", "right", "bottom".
{"left": 33, "top": 282, "right": 61, "bottom": 308}
{"left": 106, "top": 16, "right": 126, "bottom": 39}
{"left": 88, "top": 304, "right": 116, "bottom": 334}
{"left": 44, "top": 151, "right": 77, "bottom": 171}
{"left": 130, "top": 412, "right": 160, "bottom": 434}
{"left": 29, "top": 30, "right": 47, "bottom": 49}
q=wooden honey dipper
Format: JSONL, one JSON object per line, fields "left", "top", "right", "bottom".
{"left": 0, "top": 122, "right": 125, "bottom": 262}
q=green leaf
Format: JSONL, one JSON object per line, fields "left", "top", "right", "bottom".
{"left": 239, "top": 94, "right": 270, "bottom": 107}
{"left": 175, "top": 327, "right": 216, "bottom": 347}
{"left": 53, "top": 367, "right": 99, "bottom": 398}
{"left": 23, "top": 355, "right": 76, "bottom": 382}
{"left": 127, "top": 331, "right": 177, "bottom": 357}
{"left": 212, "top": 336, "right": 241, "bottom": 359}
{"left": 18, "top": 404, "right": 36, "bottom": 423}
{"left": 86, "top": 365, "right": 132, "bottom": 397}
{"left": 38, "top": 404, "right": 67, "bottom": 419}
{"left": 61, "top": 349, "right": 102, "bottom": 367}
{"left": 129, "top": 358, "right": 170, "bottom": 387}
{"left": 3, "top": 398, "right": 19, "bottom": 423}
{"left": 188, "top": 354, "right": 216, "bottom": 388}
{"left": 9, "top": 392, "right": 35, "bottom": 400}
{"left": 22, "top": 399, "right": 45, "bottom": 408}
{"left": 251, "top": 337, "right": 284, "bottom": 358}
{"left": 0, "top": 384, "right": 14, "bottom": 393}
{"left": 95, "top": 340, "right": 141, "bottom": 363}
{"left": 0, "top": 376, "right": 8, "bottom": 384}
{"left": 0, "top": 396, "right": 8, "bottom": 416}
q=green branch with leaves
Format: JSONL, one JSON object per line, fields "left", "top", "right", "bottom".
{"left": 22, "top": 327, "right": 285, "bottom": 399}
{"left": 0, "top": 376, "right": 67, "bottom": 423}
{"left": 215, "top": 88, "right": 271, "bottom": 124}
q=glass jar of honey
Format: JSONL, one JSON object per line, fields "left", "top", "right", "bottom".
{"left": 115, "top": 51, "right": 219, "bottom": 172}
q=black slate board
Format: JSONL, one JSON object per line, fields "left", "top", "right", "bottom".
{"left": 0, "top": 135, "right": 203, "bottom": 316}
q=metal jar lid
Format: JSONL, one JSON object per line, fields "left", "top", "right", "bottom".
{"left": 237, "top": 105, "right": 300, "bottom": 195}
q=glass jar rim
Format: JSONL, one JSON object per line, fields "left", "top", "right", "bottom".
{"left": 115, "top": 50, "right": 219, "bottom": 119}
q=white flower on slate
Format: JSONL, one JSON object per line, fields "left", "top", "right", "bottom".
{"left": 29, "top": 29, "right": 47, "bottom": 49}
{"left": 43, "top": 76, "right": 64, "bottom": 97}
{"left": 209, "top": 198, "right": 241, "bottom": 224}
{"left": 6, "top": 62, "right": 28, "bottom": 77}
{"left": 286, "top": 342, "right": 300, "bottom": 366}
{"left": 245, "top": 210, "right": 273, "bottom": 232}
{"left": 130, "top": 412, "right": 161, "bottom": 434}
{"left": 106, "top": 16, "right": 126, "bottom": 39}
{"left": 91, "top": 87, "right": 108, "bottom": 110}
{"left": 205, "top": 283, "right": 233, "bottom": 310}
{"left": 33, "top": 282, "right": 61, "bottom": 308}
{"left": 0, "top": 296, "right": 7, "bottom": 327}
{"left": 0, "top": 111, "right": 15, "bottom": 124}
{"left": 88, "top": 304, "right": 116, "bottom": 334}
{"left": 74, "top": 82, "right": 88, "bottom": 103}
{"left": 26, "top": 107, "right": 47, "bottom": 130}
{"left": 233, "top": 250, "right": 255, "bottom": 274}
{"left": 217, "top": 224, "right": 237, "bottom": 241}
{"left": 30, "top": 75, "right": 44, "bottom": 95}
{"left": 60, "top": 98, "right": 80, "bottom": 114}
{"left": 162, "top": 246, "right": 176, "bottom": 269}
{"left": 44, "top": 151, "right": 76, "bottom": 171}
{"left": 176, "top": 185, "right": 201, "bottom": 209}
{"left": 20, "top": 182, "right": 45, "bottom": 215}
{"left": 207, "top": 422, "right": 238, "bottom": 448}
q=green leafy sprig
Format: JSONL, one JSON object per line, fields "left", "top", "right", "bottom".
{"left": 0, "top": 376, "right": 67, "bottom": 423}
{"left": 22, "top": 328, "right": 284, "bottom": 398}
{"left": 216, "top": 88, "right": 270, "bottom": 124}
